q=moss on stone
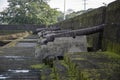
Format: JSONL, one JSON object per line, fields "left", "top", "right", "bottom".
{"left": 30, "top": 64, "right": 48, "bottom": 69}
{"left": 102, "top": 39, "right": 120, "bottom": 55}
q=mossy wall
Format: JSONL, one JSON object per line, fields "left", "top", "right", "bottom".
{"left": 54, "top": 7, "right": 106, "bottom": 50}
{"left": 54, "top": 1, "right": 120, "bottom": 53}
{"left": 55, "top": 7, "right": 106, "bottom": 30}
{"left": 102, "top": 1, "right": 120, "bottom": 54}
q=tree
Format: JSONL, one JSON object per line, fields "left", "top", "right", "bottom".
{"left": 0, "top": 0, "right": 59, "bottom": 25}
{"left": 66, "top": 9, "right": 74, "bottom": 14}
{"left": 57, "top": 11, "right": 64, "bottom": 22}
{"left": 65, "top": 9, "right": 93, "bottom": 19}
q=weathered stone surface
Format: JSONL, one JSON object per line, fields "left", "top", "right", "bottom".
{"left": 55, "top": 52, "right": 120, "bottom": 80}
{"left": 35, "top": 36, "right": 87, "bottom": 61}
{"left": 102, "top": 1, "right": 120, "bottom": 54}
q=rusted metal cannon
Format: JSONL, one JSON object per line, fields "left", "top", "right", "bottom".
{"left": 41, "top": 24, "right": 106, "bottom": 44}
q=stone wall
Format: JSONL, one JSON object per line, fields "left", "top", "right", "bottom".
{"left": 102, "top": 1, "right": 120, "bottom": 54}
{"left": 35, "top": 36, "right": 87, "bottom": 61}
{"left": 54, "top": 7, "right": 106, "bottom": 51}
{"left": 55, "top": 7, "right": 106, "bottom": 30}
{"left": 0, "top": 24, "right": 45, "bottom": 34}
{"left": 54, "top": 1, "right": 120, "bottom": 54}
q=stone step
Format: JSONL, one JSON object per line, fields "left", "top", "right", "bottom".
{"left": 0, "top": 56, "right": 40, "bottom": 70}
{"left": 51, "top": 52, "right": 120, "bottom": 80}
{"left": 65, "top": 52, "right": 120, "bottom": 80}
{"left": 0, "top": 34, "right": 41, "bottom": 80}
{"left": 0, "top": 47, "right": 35, "bottom": 57}
{"left": 24, "top": 35, "right": 39, "bottom": 39}
{"left": 0, "top": 70, "right": 41, "bottom": 80}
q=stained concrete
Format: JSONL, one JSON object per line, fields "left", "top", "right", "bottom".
{"left": 35, "top": 36, "right": 87, "bottom": 61}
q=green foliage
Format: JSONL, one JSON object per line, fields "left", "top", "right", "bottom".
{"left": 65, "top": 9, "right": 91, "bottom": 20}
{"left": 53, "top": 66, "right": 59, "bottom": 80}
{"left": 66, "top": 12, "right": 77, "bottom": 19}
{"left": 30, "top": 64, "right": 48, "bottom": 69}
{"left": 102, "top": 51, "right": 120, "bottom": 59}
{"left": 0, "top": 0, "right": 59, "bottom": 25}
{"left": 57, "top": 11, "right": 64, "bottom": 22}
{"left": 102, "top": 39, "right": 120, "bottom": 55}
{"left": 43, "top": 56, "right": 55, "bottom": 67}
{"left": 60, "top": 57, "right": 88, "bottom": 80}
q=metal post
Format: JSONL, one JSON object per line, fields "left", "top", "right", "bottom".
{"left": 64, "top": 0, "right": 66, "bottom": 20}
{"left": 84, "top": 0, "right": 86, "bottom": 10}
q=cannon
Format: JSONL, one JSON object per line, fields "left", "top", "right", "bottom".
{"left": 34, "top": 27, "right": 61, "bottom": 34}
{"left": 38, "top": 29, "right": 72, "bottom": 38}
{"left": 41, "top": 24, "right": 106, "bottom": 44}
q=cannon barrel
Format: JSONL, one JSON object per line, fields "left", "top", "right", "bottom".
{"left": 54, "top": 24, "right": 105, "bottom": 37}
{"left": 39, "top": 29, "right": 72, "bottom": 38}
{"left": 42, "top": 24, "right": 106, "bottom": 44}
{"left": 35, "top": 27, "right": 61, "bottom": 34}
